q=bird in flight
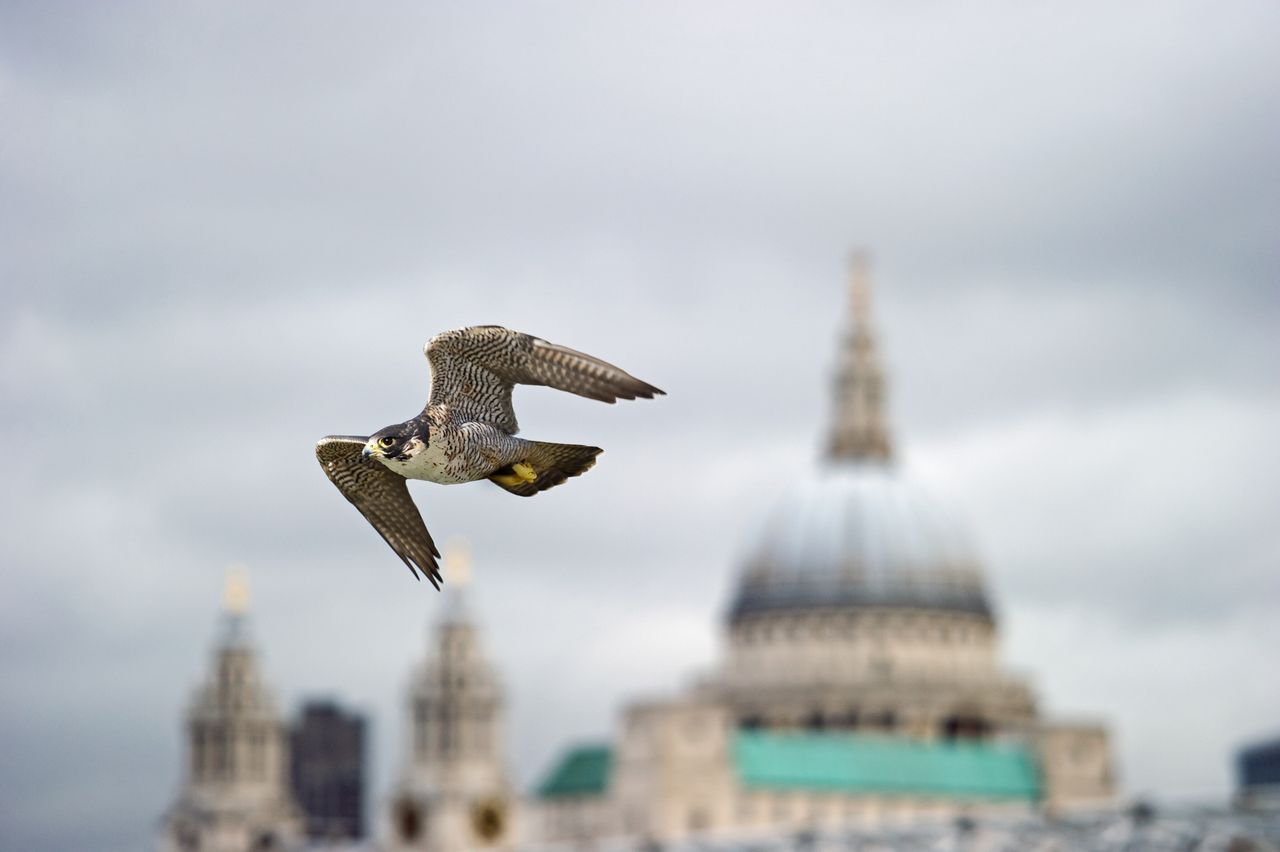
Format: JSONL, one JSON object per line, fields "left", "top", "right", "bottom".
{"left": 316, "top": 325, "right": 663, "bottom": 587}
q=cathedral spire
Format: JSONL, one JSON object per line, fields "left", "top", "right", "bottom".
{"left": 391, "top": 543, "right": 512, "bottom": 851}
{"left": 827, "top": 252, "right": 893, "bottom": 463}
{"left": 162, "top": 572, "right": 302, "bottom": 852}
{"left": 441, "top": 539, "right": 473, "bottom": 625}
{"left": 223, "top": 564, "right": 249, "bottom": 615}
{"left": 220, "top": 564, "right": 252, "bottom": 646}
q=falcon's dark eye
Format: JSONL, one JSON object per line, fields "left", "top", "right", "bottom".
{"left": 379, "top": 436, "right": 395, "bottom": 448}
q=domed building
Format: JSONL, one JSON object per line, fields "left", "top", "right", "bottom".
{"left": 715, "top": 256, "right": 1035, "bottom": 743}
{"left": 531, "top": 258, "right": 1115, "bottom": 847}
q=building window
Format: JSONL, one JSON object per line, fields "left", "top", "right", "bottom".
{"left": 250, "top": 728, "right": 267, "bottom": 778}
{"left": 440, "top": 705, "right": 454, "bottom": 756}
{"left": 941, "top": 714, "right": 990, "bottom": 740}
{"left": 191, "top": 725, "right": 205, "bottom": 779}
{"left": 176, "top": 822, "right": 200, "bottom": 851}
{"left": 870, "top": 711, "right": 895, "bottom": 730}
{"left": 215, "top": 726, "right": 231, "bottom": 776}
{"left": 415, "top": 701, "right": 428, "bottom": 758}
{"left": 396, "top": 799, "right": 422, "bottom": 842}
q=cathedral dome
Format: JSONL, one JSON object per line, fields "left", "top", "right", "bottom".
{"left": 729, "top": 461, "right": 990, "bottom": 620}
{"left": 728, "top": 255, "right": 991, "bottom": 622}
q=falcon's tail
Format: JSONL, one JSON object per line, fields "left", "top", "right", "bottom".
{"left": 487, "top": 441, "right": 602, "bottom": 497}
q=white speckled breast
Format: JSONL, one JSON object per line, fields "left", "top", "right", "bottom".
{"left": 379, "top": 436, "right": 471, "bottom": 484}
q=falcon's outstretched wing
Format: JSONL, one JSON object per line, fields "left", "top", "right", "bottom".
{"left": 315, "top": 436, "right": 442, "bottom": 587}
{"left": 425, "top": 325, "right": 664, "bottom": 434}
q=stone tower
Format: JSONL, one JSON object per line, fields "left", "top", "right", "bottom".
{"left": 385, "top": 546, "right": 516, "bottom": 851}
{"left": 827, "top": 251, "right": 894, "bottom": 463}
{"left": 160, "top": 569, "right": 303, "bottom": 852}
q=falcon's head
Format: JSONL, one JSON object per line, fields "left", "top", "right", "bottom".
{"left": 363, "top": 421, "right": 427, "bottom": 464}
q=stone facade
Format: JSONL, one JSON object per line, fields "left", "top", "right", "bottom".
{"left": 160, "top": 577, "right": 303, "bottom": 852}
{"left": 1038, "top": 722, "right": 1117, "bottom": 816}
{"left": 610, "top": 699, "right": 737, "bottom": 842}
{"left": 384, "top": 582, "right": 518, "bottom": 852}
{"left": 713, "top": 607, "right": 1038, "bottom": 739}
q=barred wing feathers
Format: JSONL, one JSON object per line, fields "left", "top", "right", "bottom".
{"left": 425, "top": 325, "right": 664, "bottom": 434}
{"left": 315, "top": 436, "right": 443, "bottom": 587}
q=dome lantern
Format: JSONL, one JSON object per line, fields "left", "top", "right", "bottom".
{"left": 827, "top": 252, "right": 893, "bottom": 464}
{"left": 729, "top": 254, "right": 992, "bottom": 623}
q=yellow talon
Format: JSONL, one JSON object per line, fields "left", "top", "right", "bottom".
{"left": 491, "top": 462, "right": 538, "bottom": 487}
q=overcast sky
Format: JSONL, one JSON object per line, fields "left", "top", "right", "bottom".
{"left": 2, "top": 3, "right": 1278, "bottom": 851}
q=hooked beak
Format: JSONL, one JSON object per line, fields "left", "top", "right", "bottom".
{"left": 361, "top": 442, "right": 375, "bottom": 459}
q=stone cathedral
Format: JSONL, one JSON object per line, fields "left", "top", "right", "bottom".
{"left": 527, "top": 258, "right": 1115, "bottom": 846}
{"left": 159, "top": 571, "right": 303, "bottom": 852}
{"left": 159, "top": 258, "right": 1115, "bottom": 850}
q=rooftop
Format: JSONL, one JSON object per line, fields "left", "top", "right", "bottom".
{"left": 535, "top": 733, "right": 1041, "bottom": 802}
{"left": 735, "top": 731, "right": 1040, "bottom": 800}
{"left": 536, "top": 744, "right": 612, "bottom": 798}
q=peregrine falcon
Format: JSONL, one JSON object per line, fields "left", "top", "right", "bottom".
{"left": 316, "top": 325, "right": 664, "bottom": 587}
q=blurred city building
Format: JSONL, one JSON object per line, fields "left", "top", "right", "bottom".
{"left": 527, "top": 257, "right": 1115, "bottom": 847}
{"left": 291, "top": 700, "right": 367, "bottom": 842}
{"left": 383, "top": 548, "right": 517, "bottom": 852}
{"left": 1237, "top": 734, "right": 1280, "bottom": 812}
{"left": 521, "top": 806, "right": 1280, "bottom": 851}
{"left": 160, "top": 570, "right": 304, "bottom": 852}
{"left": 156, "top": 259, "right": 1168, "bottom": 851}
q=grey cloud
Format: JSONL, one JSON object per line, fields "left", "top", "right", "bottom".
{"left": 2, "top": 2, "right": 1279, "bottom": 851}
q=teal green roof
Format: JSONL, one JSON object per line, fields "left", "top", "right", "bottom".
{"left": 536, "top": 744, "right": 612, "bottom": 798}
{"left": 734, "top": 731, "right": 1040, "bottom": 800}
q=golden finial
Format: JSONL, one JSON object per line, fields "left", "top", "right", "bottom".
{"left": 223, "top": 564, "right": 250, "bottom": 615}
{"left": 445, "top": 538, "right": 472, "bottom": 588}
